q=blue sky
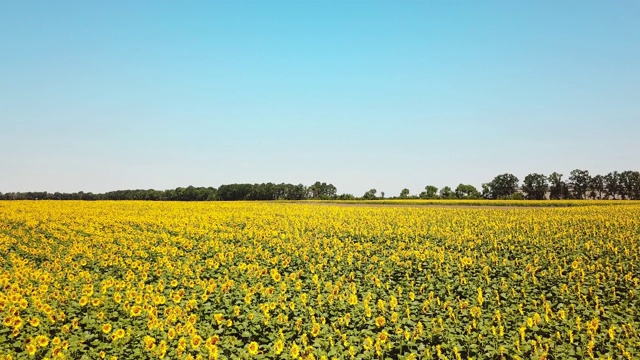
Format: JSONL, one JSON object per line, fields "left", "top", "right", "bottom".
{"left": 1, "top": 1, "right": 638, "bottom": 196}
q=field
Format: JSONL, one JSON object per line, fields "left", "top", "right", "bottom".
{"left": 1, "top": 201, "right": 639, "bottom": 360}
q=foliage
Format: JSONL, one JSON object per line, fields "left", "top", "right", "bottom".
{"left": 398, "top": 189, "right": 409, "bottom": 199}
{"left": 362, "top": 189, "right": 378, "bottom": 200}
{"left": 454, "top": 184, "right": 480, "bottom": 199}
{"left": 439, "top": 187, "right": 454, "bottom": 199}
{"left": 522, "top": 174, "right": 548, "bottom": 200}
{"left": 568, "top": 169, "right": 591, "bottom": 200}
{"left": 484, "top": 174, "right": 519, "bottom": 200}
{"left": 419, "top": 186, "right": 438, "bottom": 200}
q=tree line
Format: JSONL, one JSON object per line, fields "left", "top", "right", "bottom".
{"left": 0, "top": 182, "right": 343, "bottom": 201}
{"left": 1, "top": 170, "right": 638, "bottom": 201}
{"left": 406, "top": 169, "right": 639, "bottom": 200}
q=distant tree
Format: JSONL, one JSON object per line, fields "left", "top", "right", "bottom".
{"left": 589, "top": 175, "right": 605, "bottom": 199}
{"left": 522, "top": 173, "right": 549, "bottom": 200}
{"left": 307, "top": 181, "right": 337, "bottom": 199}
{"left": 454, "top": 184, "right": 480, "bottom": 199}
{"left": 485, "top": 173, "right": 519, "bottom": 199}
{"left": 548, "top": 172, "right": 567, "bottom": 200}
{"left": 283, "top": 184, "right": 306, "bottom": 200}
{"left": 362, "top": 189, "right": 377, "bottom": 200}
{"left": 380, "top": 191, "right": 385, "bottom": 199}
{"left": 399, "top": 188, "right": 410, "bottom": 199}
{"left": 481, "top": 183, "right": 491, "bottom": 199}
{"left": 619, "top": 170, "right": 640, "bottom": 200}
{"left": 568, "top": 169, "right": 591, "bottom": 199}
{"left": 419, "top": 186, "right": 438, "bottom": 199}
{"left": 439, "top": 186, "right": 454, "bottom": 199}
{"left": 604, "top": 171, "right": 621, "bottom": 199}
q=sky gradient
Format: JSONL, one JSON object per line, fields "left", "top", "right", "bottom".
{"left": 2, "top": 1, "right": 639, "bottom": 196}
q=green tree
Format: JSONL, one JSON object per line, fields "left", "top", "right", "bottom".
{"left": 362, "top": 189, "right": 377, "bottom": 200}
{"left": 419, "top": 186, "right": 438, "bottom": 199}
{"left": 485, "top": 173, "right": 519, "bottom": 199}
{"left": 454, "top": 184, "right": 480, "bottom": 199}
{"left": 604, "top": 171, "right": 621, "bottom": 199}
{"left": 619, "top": 170, "right": 640, "bottom": 200}
{"left": 548, "top": 172, "right": 567, "bottom": 200}
{"left": 589, "top": 175, "right": 605, "bottom": 199}
{"left": 439, "top": 186, "right": 454, "bottom": 199}
{"left": 568, "top": 169, "right": 591, "bottom": 199}
{"left": 522, "top": 173, "right": 549, "bottom": 200}
{"left": 399, "top": 188, "right": 410, "bottom": 199}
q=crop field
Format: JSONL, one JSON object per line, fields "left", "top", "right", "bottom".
{"left": 0, "top": 201, "right": 639, "bottom": 360}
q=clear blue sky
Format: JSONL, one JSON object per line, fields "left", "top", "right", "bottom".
{"left": 2, "top": 1, "right": 638, "bottom": 196}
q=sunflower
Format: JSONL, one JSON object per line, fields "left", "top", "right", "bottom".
{"left": 102, "top": 323, "right": 112, "bottom": 334}
{"left": 375, "top": 316, "right": 386, "bottom": 328}
{"left": 35, "top": 335, "right": 49, "bottom": 348}
{"left": 247, "top": 341, "right": 259, "bottom": 356}
{"left": 378, "top": 331, "right": 389, "bottom": 343}
{"left": 26, "top": 343, "right": 37, "bottom": 356}
{"left": 348, "top": 294, "right": 358, "bottom": 306}
{"left": 190, "top": 334, "right": 203, "bottom": 350}
{"left": 143, "top": 336, "right": 156, "bottom": 350}
{"left": 3, "top": 316, "right": 13, "bottom": 327}
{"left": 290, "top": 342, "right": 300, "bottom": 359}
{"left": 29, "top": 317, "right": 40, "bottom": 327}
{"left": 273, "top": 339, "right": 284, "bottom": 355}
{"left": 363, "top": 337, "right": 373, "bottom": 351}
{"left": 113, "top": 328, "right": 125, "bottom": 341}
{"left": 310, "top": 323, "right": 321, "bottom": 337}
{"left": 130, "top": 305, "right": 142, "bottom": 317}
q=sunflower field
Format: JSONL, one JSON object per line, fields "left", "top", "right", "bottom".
{"left": 0, "top": 201, "right": 639, "bottom": 360}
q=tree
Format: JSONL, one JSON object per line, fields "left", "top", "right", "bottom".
{"left": 439, "top": 186, "right": 454, "bottom": 199}
{"left": 454, "top": 184, "right": 480, "bottom": 199}
{"left": 548, "top": 172, "right": 567, "bottom": 200}
{"left": 481, "top": 183, "right": 491, "bottom": 199}
{"left": 362, "top": 189, "right": 377, "bottom": 200}
{"left": 589, "top": 175, "right": 605, "bottom": 199}
{"left": 380, "top": 191, "right": 385, "bottom": 199}
{"left": 399, "top": 188, "right": 410, "bottom": 199}
{"left": 485, "top": 173, "right": 519, "bottom": 199}
{"left": 619, "top": 170, "right": 640, "bottom": 200}
{"left": 308, "top": 182, "right": 337, "bottom": 200}
{"left": 568, "top": 169, "right": 591, "bottom": 199}
{"left": 420, "top": 186, "right": 438, "bottom": 199}
{"left": 522, "top": 173, "right": 549, "bottom": 200}
{"left": 604, "top": 171, "right": 621, "bottom": 199}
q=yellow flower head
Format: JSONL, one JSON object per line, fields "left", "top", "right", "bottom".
{"left": 26, "top": 343, "right": 37, "bottom": 356}
{"left": 290, "top": 342, "right": 300, "bottom": 358}
{"left": 130, "top": 305, "right": 142, "bottom": 317}
{"left": 30, "top": 317, "right": 40, "bottom": 327}
{"left": 311, "top": 323, "right": 321, "bottom": 337}
{"left": 247, "top": 341, "right": 259, "bottom": 356}
{"left": 273, "top": 338, "right": 284, "bottom": 355}
{"left": 348, "top": 294, "right": 358, "bottom": 306}
{"left": 35, "top": 335, "right": 49, "bottom": 348}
